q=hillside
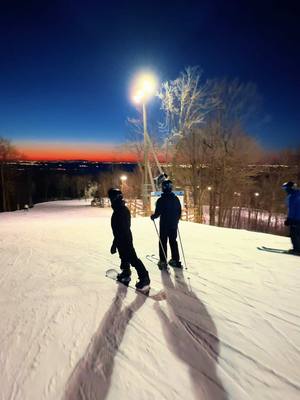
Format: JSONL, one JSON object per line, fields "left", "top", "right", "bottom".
{"left": 0, "top": 200, "right": 299, "bottom": 400}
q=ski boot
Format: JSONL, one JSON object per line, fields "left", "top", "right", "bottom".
{"left": 168, "top": 259, "right": 183, "bottom": 269}
{"left": 117, "top": 269, "right": 131, "bottom": 285}
{"left": 135, "top": 272, "right": 150, "bottom": 292}
{"left": 288, "top": 249, "right": 300, "bottom": 255}
{"left": 157, "top": 260, "right": 168, "bottom": 270}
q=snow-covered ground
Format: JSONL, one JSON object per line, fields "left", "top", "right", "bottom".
{"left": 0, "top": 200, "right": 300, "bottom": 400}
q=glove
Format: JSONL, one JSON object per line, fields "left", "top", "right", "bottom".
{"left": 110, "top": 243, "right": 117, "bottom": 254}
{"left": 284, "top": 218, "right": 291, "bottom": 227}
{"left": 150, "top": 214, "right": 155, "bottom": 221}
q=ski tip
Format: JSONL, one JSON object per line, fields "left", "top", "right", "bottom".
{"left": 150, "top": 290, "right": 167, "bottom": 301}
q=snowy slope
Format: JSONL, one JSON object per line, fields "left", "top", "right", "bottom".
{"left": 0, "top": 200, "right": 300, "bottom": 400}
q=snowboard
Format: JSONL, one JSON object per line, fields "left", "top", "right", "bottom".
{"left": 257, "top": 246, "right": 300, "bottom": 256}
{"left": 105, "top": 268, "right": 167, "bottom": 301}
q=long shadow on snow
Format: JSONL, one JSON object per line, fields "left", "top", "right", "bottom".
{"left": 156, "top": 269, "right": 228, "bottom": 400}
{"left": 63, "top": 283, "right": 147, "bottom": 400}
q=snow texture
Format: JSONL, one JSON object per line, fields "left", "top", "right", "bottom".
{"left": 0, "top": 200, "right": 299, "bottom": 400}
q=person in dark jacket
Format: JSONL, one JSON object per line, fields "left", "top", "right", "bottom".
{"left": 151, "top": 180, "right": 182, "bottom": 269}
{"left": 108, "top": 188, "right": 150, "bottom": 291}
{"left": 282, "top": 181, "right": 300, "bottom": 254}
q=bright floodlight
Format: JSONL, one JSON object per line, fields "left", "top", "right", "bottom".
{"left": 131, "top": 72, "right": 157, "bottom": 104}
{"left": 120, "top": 175, "right": 127, "bottom": 181}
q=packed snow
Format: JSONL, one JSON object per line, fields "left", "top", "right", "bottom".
{"left": 0, "top": 199, "right": 299, "bottom": 400}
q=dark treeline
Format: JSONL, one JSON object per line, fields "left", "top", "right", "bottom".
{"left": 0, "top": 162, "right": 92, "bottom": 211}
{"left": 0, "top": 144, "right": 138, "bottom": 213}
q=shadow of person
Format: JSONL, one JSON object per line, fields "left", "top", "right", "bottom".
{"left": 156, "top": 269, "right": 228, "bottom": 400}
{"left": 64, "top": 283, "right": 147, "bottom": 400}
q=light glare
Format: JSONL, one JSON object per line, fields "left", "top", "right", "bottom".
{"left": 131, "top": 72, "right": 157, "bottom": 104}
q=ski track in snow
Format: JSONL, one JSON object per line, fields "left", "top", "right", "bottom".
{"left": 0, "top": 200, "right": 300, "bottom": 400}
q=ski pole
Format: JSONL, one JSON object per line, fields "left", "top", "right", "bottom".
{"left": 178, "top": 226, "right": 188, "bottom": 270}
{"left": 152, "top": 219, "right": 168, "bottom": 264}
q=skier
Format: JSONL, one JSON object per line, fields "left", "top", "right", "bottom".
{"left": 150, "top": 180, "right": 182, "bottom": 269}
{"left": 108, "top": 188, "right": 151, "bottom": 290}
{"left": 282, "top": 181, "right": 300, "bottom": 255}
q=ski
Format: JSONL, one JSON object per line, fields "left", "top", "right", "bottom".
{"left": 146, "top": 254, "right": 159, "bottom": 263}
{"left": 105, "top": 269, "right": 166, "bottom": 301}
{"left": 257, "top": 246, "right": 300, "bottom": 255}
{"left": 146, "top": 254, "right": 171, "bottom": 272}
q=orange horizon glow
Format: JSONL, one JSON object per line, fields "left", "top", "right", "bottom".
{"left": 21, "top": 149, "right": 139, "bottom": 162}
{"left": 15, "top": 140, "right": 167, "bottom": 163}
{"left": 16, "top": 140, "right": 141, "bottom": 162}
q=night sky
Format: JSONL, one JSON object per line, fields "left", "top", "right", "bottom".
{"left": 1, "top": 0, "right": 299, "bottom": 160}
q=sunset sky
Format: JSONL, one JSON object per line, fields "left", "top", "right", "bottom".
{"left": 1, "top": 0, "right": 299, "bottom": 161}
{"left": 17, "top": 140, "right": 139, "bottom": 162}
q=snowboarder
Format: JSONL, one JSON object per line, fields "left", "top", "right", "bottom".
{"left": 150, "top": 180, "right": 182, "bottom": 269}
{"left": 108, "top": 188, "right": 151, "bottom": 291}
{"left": 282, "top": 181, "right": 300, "bottom": 255}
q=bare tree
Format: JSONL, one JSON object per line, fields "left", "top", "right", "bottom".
{"left": 0, "top": 137, "right": 19, "bottom": 211}
{"left": 169, "top": 128, "right": 206, "bottom": 220}
{"left": 199, "top": 78, "right": 262, "bottom": 226}
{"left": 202, "top": 121, "right": 261, "bottom": 226}
{"left": 158, "top": 74, "right": 263, "bottom": 226}
{"left": 156, "top": 66, "right": 219, "bottom": 220}
{"left": 158, "top": 66, "right": 218, "bottom": 141}
{"left": 126, "top": 114, "right": 164, "bottom": 194}
{"left": 125, "top": 117, "right": 144, "bottom": 177}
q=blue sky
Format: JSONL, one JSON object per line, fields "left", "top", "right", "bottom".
{"left": 0, "top": 0, "right": 299, "bottom": 159}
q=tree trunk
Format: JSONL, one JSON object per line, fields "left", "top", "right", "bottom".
{"left": 237, "top": 207, "right": 242, "bottom": 229}
{"left": 1, "top": 162, "right": 6, "bottom": 211}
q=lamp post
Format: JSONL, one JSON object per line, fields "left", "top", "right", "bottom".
{"left": 142, "top": 102, "right": 148, "bottom": 207}
{"left": 254, "top": 192, "right": 260, "bottom": 229}
{"left": 131, "top": 72, "right": 157, "bottom": 213}
{"left": 253, "top": 191, "right": 260, "bottom": 209}
{"left": 207, "top": 186, "right": 213, "bottom": 225}
{"left": 120, "top": 175, "right": 127, "bottom": 193}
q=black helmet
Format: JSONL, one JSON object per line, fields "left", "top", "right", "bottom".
{"left": 282, "top": 181, "right": 297, "bottom": 192}
{"left": 155, "top": 173, "right": 168, "bottom": 186}
{"left": 162, "top": 180, "right": 173, "bottom": 193}
{"left": 107, "top": 188, "right": 123, "bottom": 202}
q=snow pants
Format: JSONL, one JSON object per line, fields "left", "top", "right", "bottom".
{"left": 290, "top": 225, "right": 300, "bottom": 252}
{"left": 159, "top": 226, "right": 180, "bottom": 262}
{"left": 117, "top": 244, "right": 148, "bottom": 278}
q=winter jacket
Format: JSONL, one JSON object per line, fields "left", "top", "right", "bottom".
{"left": 152, "top": 192, "right": 181, "bottom": 229}
{"left": 287, "top": 189, "right": 300, "bottom": 223}
{"left": 111, "top": 199, "right": 133, "bottom": 249}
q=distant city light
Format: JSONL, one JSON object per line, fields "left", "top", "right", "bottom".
{"left": 254, "top": 192, "right": 260, "bottom": 197}
{"left": 207, "top": 186, "right": 212, "bottom": 191}
{"left": 120, "top": 175, "right": 127, "bottom": 181}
